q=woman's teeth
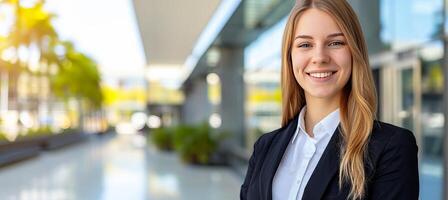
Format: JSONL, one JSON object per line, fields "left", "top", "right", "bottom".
{"left": 309, "top": 72, "right": 333, "bottom": 78}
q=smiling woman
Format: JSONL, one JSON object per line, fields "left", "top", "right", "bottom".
{"left": 240, "top": 0, "right": 419, "bottom": 200}
{"left": 291, "top": 9, "right": 352, "bottom": 109}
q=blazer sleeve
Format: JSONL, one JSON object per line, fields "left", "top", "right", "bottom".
{"left": 368, "top": 129, "right": 419, "bottom": 199}
{"left": 240, "top": 137, "right": 262, "bottom": 200}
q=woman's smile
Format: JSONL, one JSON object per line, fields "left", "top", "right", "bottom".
{"left": 306, "top": 70, "right": 338, "bottom": 83}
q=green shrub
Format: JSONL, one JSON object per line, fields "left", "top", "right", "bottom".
{"left": 151, "top": 127, "right": 174, "bottom": 151}
{"left": 0, "top": 127, "right": 54, "bottom": 142}
{"left": 172, "top": 124, "right": 196, "bottom": 151}
{"left": 0, "top": 132, "right": 8, "bottom": 142}
{"left": 149, "top": 122, "right": 229, "bottom": 164}
{"left": 20, "top": 126, "right": 52, "bottom": 139}
{"left": 173, "top": 122, "right": 227, "bottom": 165}
{"left": 60, "top": 128, "right": 78, "bottom": 134}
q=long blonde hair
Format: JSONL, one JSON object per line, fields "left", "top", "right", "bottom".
{"left": 280, "top": 0, "right": 377, "bottom": 199}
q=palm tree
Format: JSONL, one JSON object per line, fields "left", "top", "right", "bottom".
{"left": 0, "top": 0, "right": 104, "bottom": 133}
{"left": 51, "top": 41, "right": 103, "bottom": 131}
{"left": 1, "top": 0, "right": 58, "bottom": 129}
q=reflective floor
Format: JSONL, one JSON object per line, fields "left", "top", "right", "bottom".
{"left": 0, "top": 134, "right": 242, "bottom": 200}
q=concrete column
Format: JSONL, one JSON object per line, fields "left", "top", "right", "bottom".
{"left": 182, "top": 76, "right": 212, "bottom": 125}
{"left": 442, "top": 0, "right": 448, "bottom": 198}
{"left": 217, "top": 47, "right": 245, "bottom": 147}
{"left": 348, "top": 0, "right": 383, "bottom": 54}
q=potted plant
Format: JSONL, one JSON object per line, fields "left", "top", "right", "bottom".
{"left": 150, "top": 127, "right": 175, "bottom": 151}
{"left": 173, "top": 122, "right": 228, "bottom": 165}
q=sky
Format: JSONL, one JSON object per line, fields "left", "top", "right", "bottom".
{"left": 44, "top": 0, "right": 146, "bottom": 87}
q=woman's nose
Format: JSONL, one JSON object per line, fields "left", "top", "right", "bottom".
{"left": 311, "top": 46, "right": 330, "bottom": 65}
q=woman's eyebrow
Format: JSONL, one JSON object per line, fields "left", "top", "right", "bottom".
{"left": 294, "top": 32, "right": 344, "bottom": 40}
{"left": 294, "top": 35, "right": 312, "bottom": 40}
{"left": 327, "top": 33, "right": 344, "bottom": 38}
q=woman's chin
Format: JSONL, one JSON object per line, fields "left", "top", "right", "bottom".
{"left": 305, "top": 90, "right": 341, "bottom": 100}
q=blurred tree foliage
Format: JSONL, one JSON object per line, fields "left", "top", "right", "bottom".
{"left": 0, "top": 0, "right": 103, "bottom": 108}
{"left": 51, "top": 42, "right": 103, "bottom": 109}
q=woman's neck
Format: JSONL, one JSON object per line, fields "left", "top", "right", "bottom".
{"left": 304, "top": 94, "right": 340, "bottom": 137}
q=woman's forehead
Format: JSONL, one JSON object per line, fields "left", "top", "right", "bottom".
{"left": 294, "top": 8, "right": 343, "bottom": 37}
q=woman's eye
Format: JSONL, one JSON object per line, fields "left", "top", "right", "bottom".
{"left": 298, "top": 43, "right": 311, "bottom": 48}
{"left": 329, "top": 41, "right": 345, "bottom": 47}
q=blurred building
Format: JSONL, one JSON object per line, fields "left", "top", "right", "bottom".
{"left": 133, "top": 0, "right": 446, "bottom": 199}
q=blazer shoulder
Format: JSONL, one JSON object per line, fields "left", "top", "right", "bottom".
{"left": 369, "top": 120, "right": 418, "bottom": 156}
{"left": 371, "top": 120, "right": 417, "bottom": 146}
{"left": 254, "top": 127, "right": 282, "bottom": 149}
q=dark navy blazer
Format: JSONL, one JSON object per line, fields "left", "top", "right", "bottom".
{"left": 240, "top": 115, "right": 419, "bottom": 200}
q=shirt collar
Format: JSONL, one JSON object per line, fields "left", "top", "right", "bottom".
{"left": 291, "top": 105, "right": 340, "bottom": 144}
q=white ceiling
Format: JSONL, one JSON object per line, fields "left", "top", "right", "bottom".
{"left": 132, "top": 0, "right": 222, "bottom": 67}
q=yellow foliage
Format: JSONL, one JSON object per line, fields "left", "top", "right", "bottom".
{"left": 147, "top": 81, "right": 184, "bottom": 104}
{"left": 248, "top": 87, "right": 281, "bottom": 103}
{"left": 102, "top": 86, "right": 146, "bottom": 106}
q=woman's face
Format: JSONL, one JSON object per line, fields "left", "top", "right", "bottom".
{"left": 291, "top": 8, "right": 352, "bottom": 102}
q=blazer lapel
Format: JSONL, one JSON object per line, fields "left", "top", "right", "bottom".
{"left": 302, "top": 125, "right": 342, "bottom": 200}
{"left": 259, "top": 115, "right": 299, "bottom": 200}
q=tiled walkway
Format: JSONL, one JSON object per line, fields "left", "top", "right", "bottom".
{"left": 0, "top": 134, "right": 242, "bottom": 200}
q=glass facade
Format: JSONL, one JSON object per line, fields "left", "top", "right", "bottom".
{"left": 244, "top": 18, "right": 285, "bottom": 147}
{"left": 380, "top": 0, "right": 443, "bottom": 50}
{"left": 419, "top": 42, "right": 444, "bottom": 199}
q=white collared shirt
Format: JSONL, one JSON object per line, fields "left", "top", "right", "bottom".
{"left": 272, "top": 106, "right": 340, "bottom": 200}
